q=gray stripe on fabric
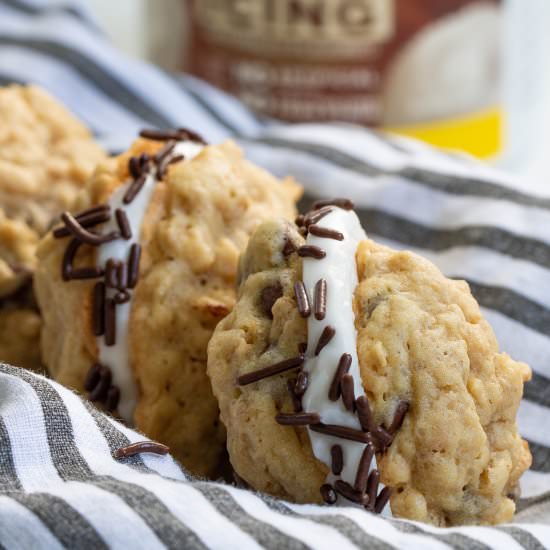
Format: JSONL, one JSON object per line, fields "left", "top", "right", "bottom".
{"left": 464, "top": 280, "right": 550, "bottom": 338}
{"left": 516, "top": 492, "right": 550, "bottom": 524}
{"left": 0, "top": 0, "right": 101, "bottom": 32}
{"left": 0, "top": 37, "right": 172, "bottom": 128}
{"left": 261, "top": 496, "right": 396, "bottom": 550}
{"left": 193, "top": 482, "right": 309, "bottom": 550}
{"left": 0, "top": 365, "right": 206, "bottom": 550}
{"left": 0, "top": 417, "right": 22, "bottom": 492}
{"left": 497, "top": 526, "right": 546, "bottom": 550}
{"left": 527, "top": 441, "right": 550, "bottom": 473}
{"left": 12, "top": 493, "right": 108, "bottom": 549}
{"left": 172, "top": 75, "right": 241, "bottom": 136}
{"left": 253, "top": 136, "right": 550, "bottom": 210}
{"left": 300, "top": 196, "right": 550, "bottom": 273}
{"left": 524, "top": 373, "right": 550, "bottom": 410}
{"left": 356, "top": 208, "right": 550, "bottom": 272}
{"left": 390, "top": 520, "right": 490, "bottom": 550}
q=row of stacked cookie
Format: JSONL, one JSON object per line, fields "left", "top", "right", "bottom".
{"left": 0, "top": 85, "right": 531, "bottom": 526}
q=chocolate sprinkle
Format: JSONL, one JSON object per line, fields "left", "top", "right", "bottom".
{"left": 366, "top": 469, "right": 380, "bottom": 511}
{"left": 123, "top": 174, "right": 147, "bottom": 205}
{"left": 286, "top": 380, "right": 303, "bottom": 413}
{"left": 334, "top": 480, "right": 369, "bottom": 506}
{"left": 177, "top": 127, "right": 207, "bottom": 144}
{"left": 310, "top": 423, "right": 372, "bottom": 444}
{"left": 354, "top": 443, "right": 375, "bottom": 493}
{"left": 153, "top": 140, "right": 176, "bottom": 163}
{"left": 297, "top": 245, "right": 326, "bottom": 259}
{"left": 157, "top": 153, "right": 184, "bottom": 179}
{"left": 73, "top": 205, "right": 110, "bottom": 220}
{"left": 116, "top": 262, "right": 127, "bottom": 291}
{"left": 128, "top": 156, "right": 142, "bottom": 179}
{"left": 84, "top": 363, "right": 102, "bottom": 392}
{"left": 297, "top": 342, "right": 308, "bottom": 354}
{"left": 312, "top": 198, "right": 354, "bottom": 211}
{"left": 237, "top": 355, "right": 305, "bottom": 386}
{"left": 61, "top": 213, "right": 119, "bottom": 246}
{"left": 139, "top": 127, "right": 206, "bottom": 144}
{"left": 374, "top": 487, "right": 392, "bottom": 514}
{"left": 104, "top": 299, "right": 116, "bottom": 346}
{"left": 328, "top": 353, "right": 352, "bottom": 401}
{"left": 388, "top": 401, "right": 410, "bottom": 434}
{"left": 308, "top": 225, "right": 344, "bottom": 241}
{"left": 89, "top": 365, "right": 112, "bottom": 401}
{"left": 61, "top": 238, "right": 82, "bottom": 281}
{"left": 114, "top": 440, "right": 170, "bottom": 459}
{"left": 313, "top": 279, "right": 327, "bottom": 320}
{"left": 139, "top": 129, "right": 183, "bottom": 142}
{"left": 115, "top": 208, "right": 132, "bottom": 240}
{"left": 341, "top": 374, "right": 355, "bottom": 411}
{"left": 127, "top": 244, "right": 141, "bottom": 289}
{"left": 331, "top": 445, "right": 343, "bottom": 475}
{"left": 356, "top": 395, "right": 375, "bottom": 432}
{"left": 314, "top": 325, "right": 335, "bottom": 356}
{"left": 295, "top": 214, "right": 305, "bottom": 227}
{"left": 294, "top": 281, "right": 311, "bottom": 318}
{"left": 92, "top": 282, "right": 106, "bottom": 336}
{"left": 320, "top": 484, "right": 337, "bottom": 505}
{"left": 294, "top": 371, "right": 308, "bottom": 396}
{"left": 54, "top": 208, "right": 111, "bottom": 239}
{"left": 260, "top": 282, "right": 283, "bottom": 319}
{"left": 304, "top": 206, "right": 333, "bottom": 227}
{"left": 70, "top": 267, "right": 104, "bottom": 280}
{"left": 275, "top": 412, "right": 320, "bottom": 426}
{"left": 105, "top": 259, "right": 120, "bottom": 288}
{"left": 105, "top": 386, "right": 120, "bottom": 412}
{"left": 371, "top": 426, "right": 393, "bottom": 449}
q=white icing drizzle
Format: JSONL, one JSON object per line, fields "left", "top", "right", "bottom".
{"left": 97, "top": 140, "right": 204, "bottom": 423}
{"left": 301, "top": 208, "right": 389, "bottom": 513}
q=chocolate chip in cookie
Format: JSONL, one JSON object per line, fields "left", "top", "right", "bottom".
{"left": 260, "top": 281, "right": 283, "bottom": 319}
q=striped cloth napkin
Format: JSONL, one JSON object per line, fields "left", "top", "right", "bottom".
{"left": 0, "top": 1, "right": 549, "bottom": 548}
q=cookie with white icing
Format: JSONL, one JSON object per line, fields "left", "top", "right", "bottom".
{"left": 207, "top": 203, "right": 532, "bottom": 525}
{"left": 0, "top": 84, "right": 105, "bottom": 371}
{"left": 34, "top": 131, "right": 300, "bottom": 477}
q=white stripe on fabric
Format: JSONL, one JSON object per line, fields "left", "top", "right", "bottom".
{"left": 56, "top": 378, "right": 262, "bottom": 550}
{"left": 262, "top": 123, "right": 520, "bottom": 189}
{"left": 517, "top": 401, "right": 550, "bottom": 448}
{"left": 358, "top": 180, "right": 550, "bottom": 246}
{"left": 521, "top": 470, "right": 550, "bottom": 499}
{"left": 220, "top": 484, "right": 363, "bottom": 550}
{"left": 241, "top": 139, "right": 550, "bottom": 244}
{"left": 104, "top": 416, "right": 187, "bottom": 482}
{"left": 0, "top": 5, "right": 233, "bottom": 142}
{"left": 0, "top": 496, "right": 64, "bottom": 550}
{"left": 285, "top": 503, "right": 451, "bottom": 550}
{"left": 371, "top": 238, "right": 550, "bottom": 313}
{"left": 0, "top": 372, "right": 61, "bottom": 488}
{"left": 481, "top": 310, "right": 550, "bottom": 379}
{"left": 179, "top": 74, "right": 263, "bottom": 137}
{"left": 0, "top": 372, "right": 167, "bottom": 549}
{"left": 0, "top": 46, "right": 148, "bottom": 135}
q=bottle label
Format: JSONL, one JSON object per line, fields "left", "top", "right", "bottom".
{"left": 187, "top": 0, "right": 503, "bottom": 157}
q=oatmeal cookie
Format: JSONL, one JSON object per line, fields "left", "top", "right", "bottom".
{"left": 207, "top": 207, "right": 531, "bottom": 525}
{"left": 0, "top": 85, "right": 104, "bottom": 370}
{"left": 34, "top": 131, "right": 300, "bottom": 477}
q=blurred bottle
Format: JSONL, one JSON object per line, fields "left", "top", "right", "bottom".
{"left": 184, "top": 0, "right": 504, "bottom": 158}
